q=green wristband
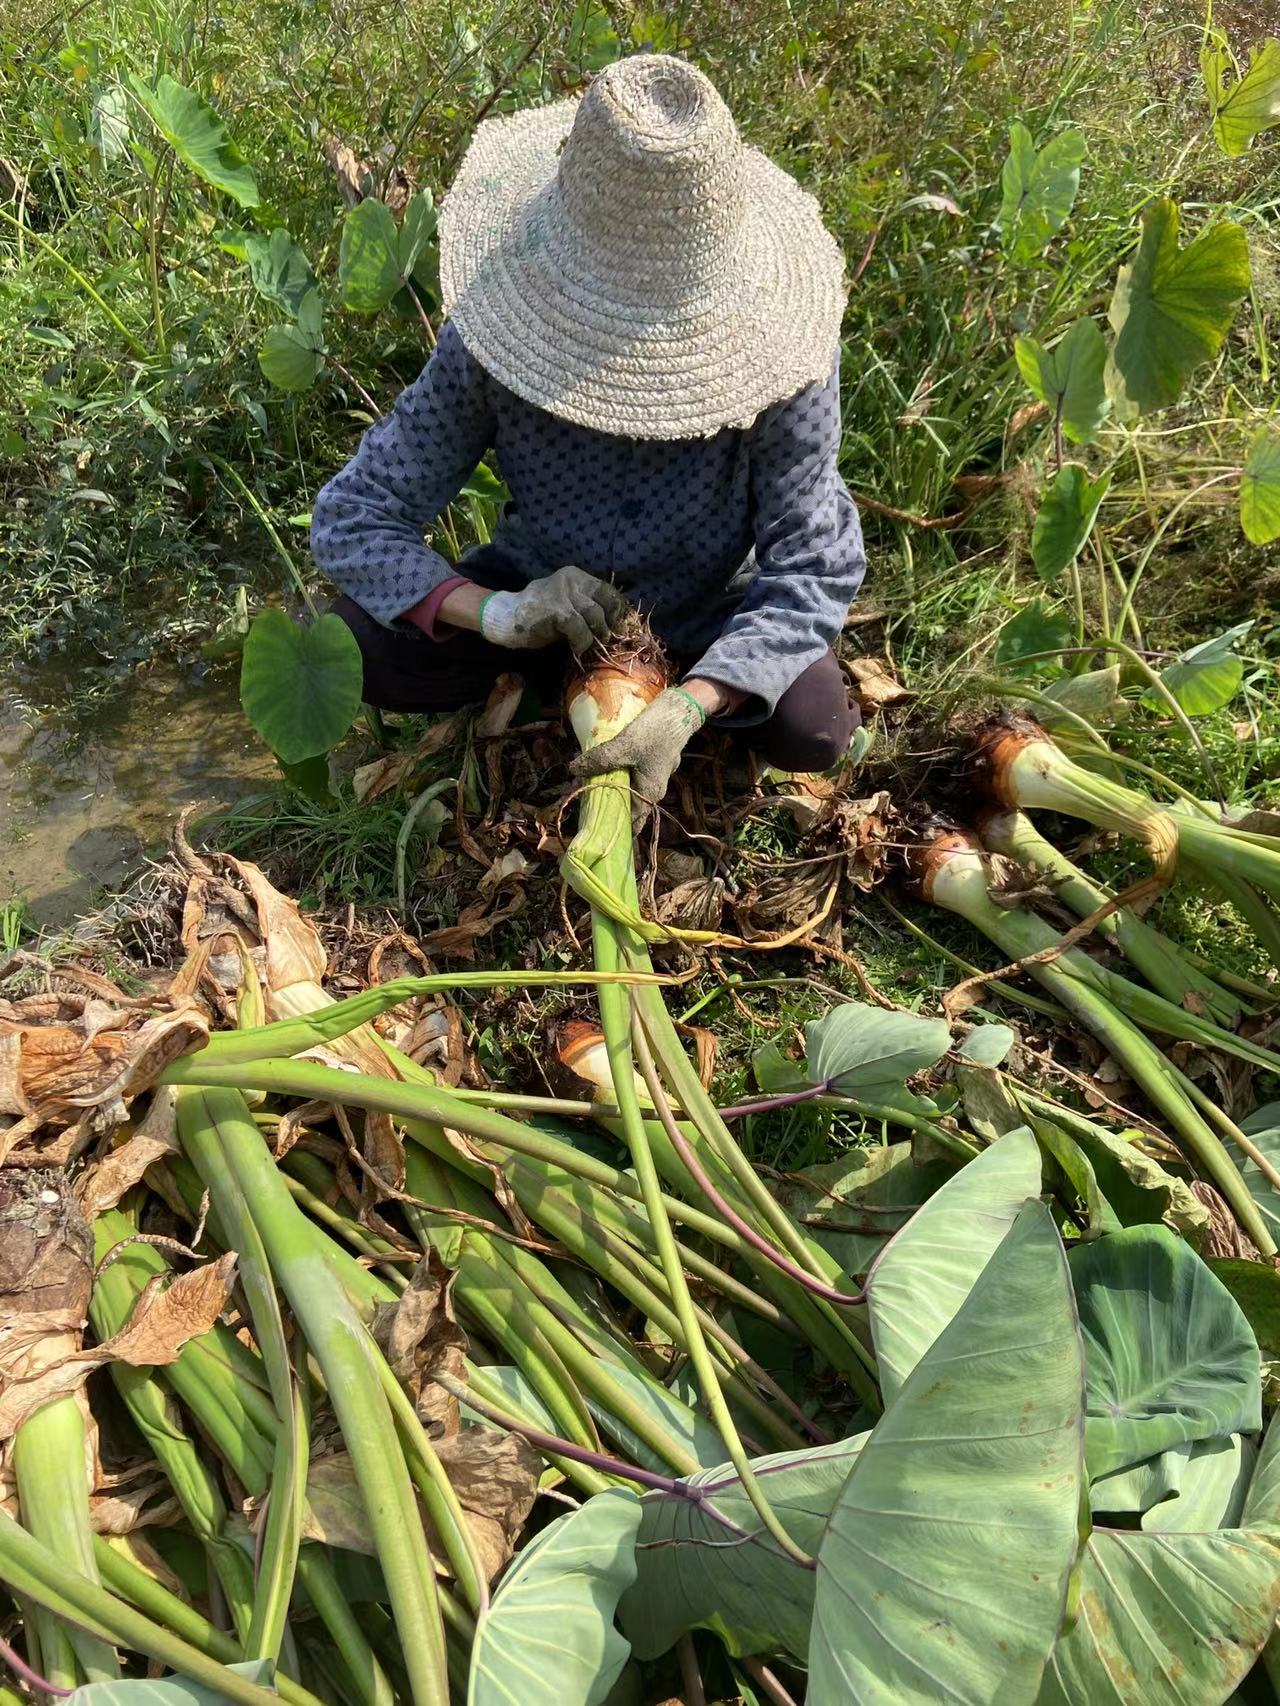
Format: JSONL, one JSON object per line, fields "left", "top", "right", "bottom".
{"left": 477, "top": 590, "right": 500, "bottom": 639}
{"left": 671, "top": 686, "right": 708, "bottom": 728}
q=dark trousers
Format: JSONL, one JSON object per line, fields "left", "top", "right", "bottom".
{"left": 333, "top": 556, "right": 859, "bottom": 773}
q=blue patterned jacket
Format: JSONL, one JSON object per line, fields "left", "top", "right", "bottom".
{"left": 310, "top": 321, "right": 866, "bottom": 718}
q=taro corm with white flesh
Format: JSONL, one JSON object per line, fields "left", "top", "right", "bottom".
{"left": 973, "top": 714, "right": 1280, "bottom": 900}
{"left": 913, "top": 826, "right": 1275, "bottom": 1256}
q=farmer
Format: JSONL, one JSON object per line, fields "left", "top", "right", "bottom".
{"left": 311, "top": 52, "right": 866, "bottom": 813}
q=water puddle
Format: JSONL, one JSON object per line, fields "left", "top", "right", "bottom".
{"left": 1, "top": 662, "right": 273, "bottom": 928}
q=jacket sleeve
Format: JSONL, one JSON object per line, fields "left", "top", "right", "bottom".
{"left": 309, "top": 321, "right": 495, "bottom": 625}
{"left": 687, "top": 358, "right": 866, "bottom": 721}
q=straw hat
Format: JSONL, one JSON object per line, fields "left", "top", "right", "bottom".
{"left": 439, "top": 54, "right": 847, "bottom": 440}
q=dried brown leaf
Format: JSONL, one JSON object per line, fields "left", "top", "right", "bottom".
{"left": 353, "top": 712, "right": 467, "bottom": 803}
{"left": 847, "top": 656, "right": 912, "bottom": 710}
{"left": 475, "top": 674, "right": 525, "bottom": 739}
{"left": 76, "top": 1087, "right": 180, "bottom": 1218}
{"left": 372, "top": 1254, "right": 466, "bottom": 1438}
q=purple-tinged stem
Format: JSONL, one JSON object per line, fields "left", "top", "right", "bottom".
{"left": 0, "top": 1631, "right": 71, "bottom": 1697}
{"left": 631, "top": 1019, "right": 867, "bottom": 1310}
{"left": 717, "top": 1083, "right": 830, "bottom": 1121}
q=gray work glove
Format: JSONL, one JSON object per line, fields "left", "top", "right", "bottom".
{"left": 479, "top": 566, "right": 625, "bottom": 652}
{"left": 571, "top": 687, "right": 707, "bottom": 820}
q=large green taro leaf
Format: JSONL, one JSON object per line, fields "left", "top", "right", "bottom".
{"left": 129, "top": 74, "right": 258, "bottom": 206}
{"left": 1039, "top": 1419, "right": 1280, "bottom": 1705}
{"left": 1032, "top": 464, "right": 1112, "bottom": 581}
{"left": 619, "top": 1434, "right": 868, "bottom": 1662}
{"left": 1202, "top": 34, "right": 1280, "bottom": 157}
{"left": 1014, "top": 318, "right": 1109, "bottom": 444}
{"left": 999, "top": 123, "right": 1085, "bottom": 265}
{"left": 239, "top": 608, "right": 363, "bottom": 763}
{"left": 1107, "top": 199, "right": 1250, "bottom": 415}
{"left": 804, "top": 999, "right": 952, "bottom": 1096}
{"left": 468, "top": 1489, "right": 640, "bottom": 1706}
{"left": 867, "top": 1125, "right": 1043, "bottom": 1401}
{"left": 1070, "top": 1224, "right": 1261, "bottom": 1479}
{"left": 811, "top": 1202, "right": 1086, "bottom": 1705}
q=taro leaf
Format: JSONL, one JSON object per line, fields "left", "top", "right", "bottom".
{"left": 1089, "top": 1446, "right": 1188, "bottom": 1519}
{"left": 1241, "top": 428, "right": 1280, "bottom": 545}
{"left": 751, "top": 1038, "right": 813, "bottom": 1095}
{"left": 866, "top": 1126, "right": 1043, "bottom": 1401}
{"left": 244, "top": 229, "right": 316, "bottom": 318}
{"left": 1148, "top": 619, "right": 1252, "bottom": 717}
{"left": 776, "top": 1143, "right": 951, "bottom": 1279}
{"left": 998, "top": 122, "right": 1086, "bottom": 266}
{"left": 1038, "top": 1416, "right": 1280, "bottom": 1705}
{"left": 128, "top": 74, "right": 258, "bottom": 207}
{"left": 1038, "top": 665, "right": 1124, "bottom": 731}
{"left": 341, "top": 192, "right": 436, "bottom": 313}
{"left": 994, "top": 598, "right": 1072, "bottom": 672}
{"left": 1070, "top": 1224, "right": 1261, "bottom": 1479}
{"left": 1032, "top": 465, "right": 1111, "bottom": 582}
{"left": 1062, "top": 1119, "right": 1207, "bottom": 1237}
{"left": 66, "top": 1663, "right": 274, "bottom": 1702}
{"left": 258, "top": 290, "right": 325, "bottom": 392}
{"left": 804, "top": 1000, "right": 951, "bottom": 1097}
{"left": 619, "top": 1435, "right": 869, "bottom": 1662}
{"left": 812, "top": 1203, "right": 1085, "bottom": 1705}
{"left": 240, "top": 608, "right": 363, "bottom": 764}
{"left": 1032, "top": 1117, "right": 1119, "bottom": 1240}
{"left": 1202, "top": 33, "right": 1280, "bottom": 157}
{"left": 1107, "top": 199, "right": 1251, "bottom": 415}
{"left": 1143, "top": 1434, "right": 1255, "bottom": 1532}
{"left": 340, "top": 199, "right": 400, "bottom": 312}
{"left": 958, "top": 1023, "right": 1016, "bottom": 1067}
{"left": 1208, "top": 1258, "right": 1280, "bottom": 1360}
{"left": 90, "top": 86, "right": 130, "bottom": 165}
{"left": 468, "top": 1489, "right": 640, "bottom": 1706}
{"left": 1013, "top": 318, "right": 1109, "bottom": 444}
{"left": 398, "top": 190, "right": 438, "bottom": 280}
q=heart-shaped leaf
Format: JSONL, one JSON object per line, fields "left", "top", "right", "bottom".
{"left": 994, "top": 598, "right": 1072, "bottom": 671}
{"left": 1014, "top": 318, "right": 1109, "bottom": 444}
{"left": 812, "top": 1202, "right": 1086, "bottom": 1705}
{"left": 999, "top": 123, "right": 1085, "bottom": 265}
{"left": 619, "top": 1435, "right": 869, "bottom": 1662}
{"left": 1038, "top": 1417, "right": 1280, "bottom": 1705}
{"left": 128, "top": 74, "right": 258, "bottom": 206}
{"left": 340, "top": 192, "right": 437, "bottom": 313}
{"left": 1032, "top": 464, "right": 1112, "bottom": 580}
{"left": 240, "top": 609, "right": 363, "bottom": 763}
{"left": 244, "top": 229, "right": 316, "bottom": 318}
{"left": 90, "top": 86, "right": 130, "bottom": 165}
{"left": 1149, "top": 619, "right": 1252, "bottom": 717}
{"left": 958, "top": 1023, "right": 1016, "bottom": 1067}
{"left": 1241, "top": 428, "right": 1280, "bottom": 545}
{"left": 468, "top": 1489, "right": 640, "bottom": 1706}
{"left": 258, "top": 324, "right": 324, "bottom": 391}
{"left": 1070, "top": 1224, "right": 1261, "bottom": 1479}
{"left": 1202, "top": 33, "right": 1280, "bottom": 157}
{"left": 867, "top": 1126, "right": 1044, "bottom": 1401}
{"left": 804, "top": 1001, "right": 951, "bottom": 1096}
{"left": 1107, "top": 199, "right": 1251, "bottom": 414}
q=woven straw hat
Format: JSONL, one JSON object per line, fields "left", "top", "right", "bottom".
{"left": 439, "top": 54, "right": 847, "bottom": 440}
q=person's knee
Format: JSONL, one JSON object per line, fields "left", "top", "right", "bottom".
{"left": 759, "top": 692, "right": 860, "bottom": 773}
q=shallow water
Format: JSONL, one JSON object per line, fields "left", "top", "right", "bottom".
{"left": 0, "top": 662, "right": 272, "bottom": 928}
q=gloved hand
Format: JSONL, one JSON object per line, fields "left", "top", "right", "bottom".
{"left": 479, "top": 567, "right": 625, "bottom": 652}
{"left": 571, "top": 686, "right": 707, "bottom": 819}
